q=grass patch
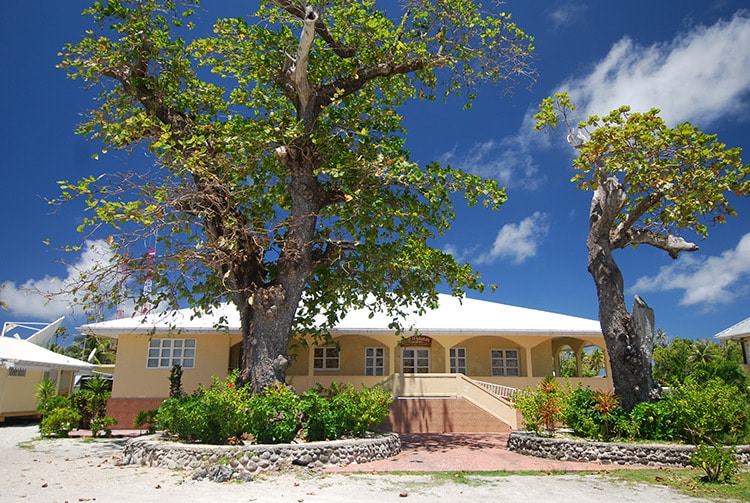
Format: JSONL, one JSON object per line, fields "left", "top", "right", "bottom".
{"left": 16, "top": 440, "right": 36, "bottom": 450}
{"left": 343, "top": 467, "right": 750, "bottom": 501}
{"left": 604, "top": 467, "right": 750, "bottom": 502}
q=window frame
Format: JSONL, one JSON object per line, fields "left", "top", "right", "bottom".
{"left": 449, "top": 347, "right": 467, "bottom": 374}
{"left": 402, "top": 347, "right": 430, "bottom": 373}
{"left": 313, "top": 346, "right": 340, "bottom": 371}
{"left": 364, "top": 347, "right": 385, "bottom": 376}
{"left": 490, "top": 348, "right": 520, "bottom": 377}
{"left": 146, "top": 338, "right": 196, "bottom": 369}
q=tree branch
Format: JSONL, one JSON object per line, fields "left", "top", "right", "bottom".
{"left": 611, "top": 191, "right": 663, "bottom": 249}
{"left": 269, "top": 0, "right": 355, "bottom": 58}
{"left": 289, "top": 6, "right": 317, "bottom": 110}
{"left": 616, "top": 228, "right": 699, "bottom": 258}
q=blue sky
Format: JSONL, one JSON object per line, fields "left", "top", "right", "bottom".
{"left": 1, "top": 1, "right": 749, "bottom": 342}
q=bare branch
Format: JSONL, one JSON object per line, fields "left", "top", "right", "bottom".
{"left": 616, "top": 228, "right": 699, "bottom": 258}
{"left": 268, "top": 0, "right": 355, "bottom": 58}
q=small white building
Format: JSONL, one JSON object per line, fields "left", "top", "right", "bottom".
{"left": 0, "top": 318, "right": 94, "bottom": 422}
{"left": 714, "top": 315, "right": 750, "bottom": 373}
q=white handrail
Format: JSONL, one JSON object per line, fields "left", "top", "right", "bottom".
{"left": 473, "top": 380, "right": 519, "bottom": 399}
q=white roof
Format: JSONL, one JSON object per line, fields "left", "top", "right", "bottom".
{"left": 714, "top": 315, "right": 750, "bottom": 341}
{"left": 79, "top": 294, "right": 602, "bottom": 339}
{"left": 0, "top": 336, "right": 95, "bottom": 372}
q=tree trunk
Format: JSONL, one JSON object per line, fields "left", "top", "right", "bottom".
{"left": 587, "top": 179, "right": 656, "bottom": 412}
{"left": 236, "top": 142, "right": 324, "bottom": 394}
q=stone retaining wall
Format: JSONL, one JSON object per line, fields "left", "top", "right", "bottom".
{"left": 122, "top": 432, "right": 401, "bottom": 477}
{"left": 507, "top": 431, "right": 750, "bottom": 467}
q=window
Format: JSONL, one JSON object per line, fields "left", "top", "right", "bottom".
{"left": 147, "top": 338, "right": 196, "bottom": 369}
{"left": 365, "top": 347, "right": 385, "bottom": 376}
{"left": 491, "top": 348, "right": 519, "bottom": 376}
{"left": 449, "top": 347, "right": 467, "bottom": 374}
{"left": 8, "top": 367, "right": 26, "bottom": 377}
{"left": 402, "top": 348, "right": 430, "bottom": 373}
{"left": 313, "top": 347, "right": 340, "bottom": 370}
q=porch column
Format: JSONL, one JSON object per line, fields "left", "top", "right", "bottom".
{"left": 525, "top": 347, "right": 534, "bottom": 378}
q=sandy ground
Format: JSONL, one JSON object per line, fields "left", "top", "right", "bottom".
{"left": 0, "top": 422, "right": 715, "bottom": 503}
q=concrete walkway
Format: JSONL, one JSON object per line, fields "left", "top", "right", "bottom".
{"left": 329, "top": 432, "right": 615, "bottom": 473}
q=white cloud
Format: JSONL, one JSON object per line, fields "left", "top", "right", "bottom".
{"left": 0, "top": 239, "right": 116, "bottom": 320}
{"left": 630, "top": 232, "right": 750, "bottom": 307}
{"left": 439, "top": 112, "right": 549, "bottom": 190}
{"left": 475, "top": 212, "right": 550, "bottom": 264}
{"left": 561, "top": 10, "right": 750, "bottom": 126}
{"left": 547, "top": 3, "right": 588, "bottom": 29}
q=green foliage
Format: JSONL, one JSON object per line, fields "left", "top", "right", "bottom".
{"left": 670, "top": 377, "right": 750, "bottom": 445}
{"left": 690, "top": 444, "right": 739, "bottom": 483}
{"left": 35, "top": 376, "right": 114, "bottom": 437}
{"left": 134, "top": 409, "right": 159, "bottom": 433}
{"left": 628, "top": 399, "right": 677, "bottom": 441}
{"left": 562, "top": 385, "right": 627, "bottom": 440}
{"left": 513, "top": 376, "right": 565, "bottom": 435}
{"left": 157, "top": 373, "right": 252, "bottom": 444}
{"left": 304, "top": 383, "right": 393, "bottom": 440}
{"left": 535, "top": 93, "right": 750, "bottom": 239}
{"left": 34, "top": 378, "right": 60, "bottom": 415}
{"left": 53, "top": 1, "right": 535, "bottom": 391}
{"left": 155, "top": 374, "right": 392, "bottom": 444}
{"left": 246, "top": 382, "right": 303, "bottom": 444}
{"left": 40, "top": 407, "right": 82, "bottom": 438}
{"left": 653, "top": 337, "right": 749, "bottom": 391}
{"left": 69, "top": 389, "right": 96, "bottom": 429}
{"left": 90, "top": 415, "right": 118, "bottom": 437}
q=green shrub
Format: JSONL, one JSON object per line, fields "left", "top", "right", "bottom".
{"left": 40, "top": 407, "right": 82, "bottom": 437}
{"left": 691, "top": 443, "right": 739, "bottom": 483}
{"left": 157, "top": 374, "right": 252, "bottom": 444}
{"left": 671, "top": 377, "right": 750, "bottom": 444}
{"left": 69, "top": 389, "right": 96, "bottom": 429}
{"left": 91, "top": 416, "right": 118, "bottom": 437}
{"left": 561, "top": 385, "right": 598, "bottom": 437}
{"left": 628, "top": 398, "right": 677, "bottom": 441}
{"left": 246, "top": 382, "right": 302, "bottom": 444}
{"left": 513, "top": 376, "right": 565, "bottom": 435}
{"left": 303, "top": 383, "right": 392, "bottom": 441}
{"left": 301, "top": 390, "right": 340, "bottom": 441}
{"left": 560, "top": 385, "right": 627, "bottom": 440}
{"left": 155, "top": 374, "right": 393, "bottom": 445}
{"left": 34, "top": 378, "right": 58, "bottom": 416}
{"left": 134, "top": 409, "right": 159, "bottom": 433}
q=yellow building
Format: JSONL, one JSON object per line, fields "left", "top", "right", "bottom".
{"left": 1, "top": 318, "right": 95, "bottom": 422}
{"left": 80, "top": 294, "right": 613, "bottom": 432}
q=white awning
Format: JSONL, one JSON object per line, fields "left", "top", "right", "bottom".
{"left": 714, "top": 315, "right": 750, "bottom": 341}
{"left": 0, "top": 336, "right": 95, "bottom": 372}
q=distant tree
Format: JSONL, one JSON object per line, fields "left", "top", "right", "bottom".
{"left": 66, "top": 333, "right": 117, "bottom": 365}
{"left": 582, "top": 347, "right": 605, "bottom": 377}
{"left": 653, "top": 336, "right": 749, "bottom": 391}
{"left": 55, "top": 1, "right": 535, "bottom": 393}
{"left": 535, "top": 93, "right": 750, "bottom": 411}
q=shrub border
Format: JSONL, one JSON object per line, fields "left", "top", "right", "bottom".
{"left": 507, "top": 430, "right": 750, "bottom": 467}
{"left": 122, "top": 432, "right": 400, "bottom": 475}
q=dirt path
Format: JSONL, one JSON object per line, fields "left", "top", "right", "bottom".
{"left": 0, "top": 423, "right": 714, "bottom": 503}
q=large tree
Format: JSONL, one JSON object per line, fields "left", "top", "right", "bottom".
{"left": 55, "top": 0, "right": 535, "bottom": 393}
{"left": 535, "top": 93, "right": 750, "bottom": 411}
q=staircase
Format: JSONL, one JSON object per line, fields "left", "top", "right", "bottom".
{"left": 378, "top": 373, "right": 521, "bottom": 433}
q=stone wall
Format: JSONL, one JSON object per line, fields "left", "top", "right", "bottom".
{"left": 122, "top": 432, "right": 400, "bottom": 477}
{"left": 507, "top": 431, "right": 750, "bottom": 467}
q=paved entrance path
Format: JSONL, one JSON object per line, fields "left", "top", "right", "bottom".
{"left": 329, "top": 432, "right": 615, "bottom": 473}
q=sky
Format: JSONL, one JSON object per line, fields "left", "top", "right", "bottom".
{"left": 1, "top": 1, "right": 749, "bottom": 343}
